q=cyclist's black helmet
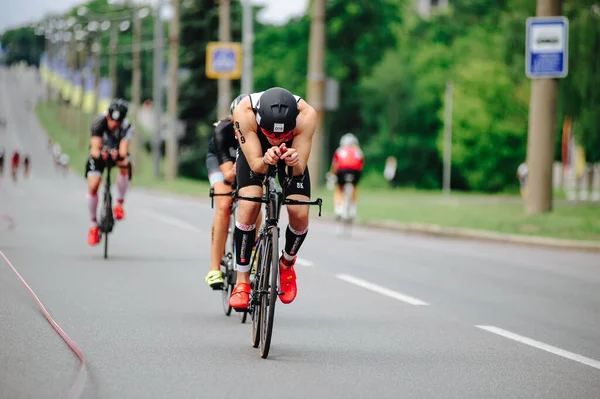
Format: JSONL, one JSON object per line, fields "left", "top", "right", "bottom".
{"left": 256, "top": 87, "right": 299, "bottom": 135}
{"left": 108, "top": 99, "right": 128, "bottom": 122}
{"left": 230, "top": 94, "right": 248, "bottom": 116}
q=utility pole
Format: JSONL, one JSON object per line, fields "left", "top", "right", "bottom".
{"left": 77, "top": 43, "right": 86, "bottom": 150}
{"left": 109, "top": 24, "right": 118, "bottom": 99}
{"left": 443, "top": 80, "right": 453, "bottom": 196}
{"left": 165, "top": 0, "right": 180, "bottom": 180}
{"left": 152, "top": 0, "right": 165, "bottom": 178}
{"left": 525, "top": 0, "right": 562, "bottom": 214}
{"left": 218, "top": 0, "right": 232, "bottom": 119}
{"left": 306, "top": 0, "right": 326, "bottom": 189}
{"left": 131, "top": 4, "right": 142, "bottom": 172}
{"left": 45, "top": 38, "right": 51, "bottom": 102}
{"left": 92, "top": 42, "right": 101, "bottom": 116}
{"left": 241, "top": 0, "right": 253, "bottom": 94}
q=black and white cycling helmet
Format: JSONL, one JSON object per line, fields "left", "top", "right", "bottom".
{"left": 230, "top": 94, "right": 248, "bottom": 115}
{"left": 255, "top": 87, "right": 299, "bottom": 135}
{"left": 108, "top": 99, "right": 128, "bottom": 122}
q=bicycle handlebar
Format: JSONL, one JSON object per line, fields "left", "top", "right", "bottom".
{"left": 208, "top": 164, "right": 323, "bottom": 216}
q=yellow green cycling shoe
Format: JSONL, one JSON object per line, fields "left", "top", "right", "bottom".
{"left": 205, "top": 270, "right": 225, "bottom": 290}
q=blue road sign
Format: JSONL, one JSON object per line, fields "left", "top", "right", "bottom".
{"left": 206, "top": 42, "right": 242, "bottom": 80}
{"left": 526, "top": 16, "right": 569, "bottom": 79}
{"left": 213, "top": 48, "right": 236, "bottom": 73}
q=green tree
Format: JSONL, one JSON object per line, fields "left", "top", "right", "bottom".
{"left": 1, "top": 26, "right": 45, "bottom": 66}
{"left": 559, "top": 0, "right": 600, "bottom": 162}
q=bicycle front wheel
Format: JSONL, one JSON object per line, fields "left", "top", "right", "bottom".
{"left": 251, "top": 235, "right": 267, "bottom": 348}
{"left": 102, "top": 190, "right": 112, "bottom": 259}
{"left": 260, "top": 226, "right": 279, "bottom": 359}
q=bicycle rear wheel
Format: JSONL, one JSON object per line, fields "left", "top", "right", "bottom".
{"left": 221, "top": 214, "right": 236, "bottom": 316}
{"left": 340, "top": 183, "right": 354, "bottom": 237}
{"left": 260, "top": 226, "right": 279, "bottom": 359}
{"left": 221, "top": 261, "right": 233, "bottom": 316}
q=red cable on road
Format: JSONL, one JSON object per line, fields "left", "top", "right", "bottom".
{"left": 0, "top": 250, "right": 87, "bottom": 399}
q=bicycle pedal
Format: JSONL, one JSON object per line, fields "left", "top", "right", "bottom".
{"left": 233, "top": 307, "right": 248, "bottom": 313}
{"left": 210, "top": 283, "right": 224, "bottom": 291}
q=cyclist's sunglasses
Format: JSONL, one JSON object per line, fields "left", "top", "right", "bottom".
{"left": 260, "top": 127, "right": 294, "bottom": 142}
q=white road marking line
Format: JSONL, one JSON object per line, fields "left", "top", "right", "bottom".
{"left": 141, "top": 208, "right": 316, "bottom": 267}
{"left": 141, "top": 209, "right": 201, "bottom": 233}
{"left": 296, "top": 258, "right": 314, "bottom": 267}
{"left": 153, "top": 196, "right": 203, "bottom": 207}
{"left": 476, "top": 325, "right": 600, "bottom": 371}
{"left": 335, "top": 274, "right": 429, "bottom": 306}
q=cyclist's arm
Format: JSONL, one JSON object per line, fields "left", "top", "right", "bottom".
{"left": 90, "top": 137, "right": 102, "bottom": 159}
{"left": 357, "top": 148, "right": 365, "bottom": 172}
{"left": 214, "top": 120, "right": 236, "bottom": 181}
{"left": 289, "top": 99, "right": 317, "bottom": 176}
{"left": 329, "top": 150, "right": 340, "bottom": 174}
{"left": 233, "top": 99, "right": 267, "bottom": 174}
{"left": 118, "top": 139, "right": 130, "bottom": 162}
{"left": 119, "top": 122, "right": 134, "bottom": 160}
{"left": 214, "top": 120, "right": 232, "bottom": 164}
{"left": 219, "top": 161, "right": 235, "bottom": 182}
{"left": 90, "top": 116, "right": 104, "bottom": 158}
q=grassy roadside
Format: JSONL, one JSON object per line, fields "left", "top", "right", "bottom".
{"left": 36, "top": 101, "right": 600, "bottom": 242}
{"left": 313, "top": 184, "right": 600, "bottom": 241}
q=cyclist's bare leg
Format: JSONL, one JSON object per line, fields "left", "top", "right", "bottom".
{"left": 286, "top": 195, "right": 309, "bottom": 231}
{"left": 116, "top": 166, "right": 130, "bottom": 205}
{"left": 235, "top": 185, "right": 262, "bottom": 285}
{"left": 283, "top": 194, "right": 310, "bottom": 262}
{"left": 87, "top": 175, "right": 101, "bottom": 224}
{"left": 334, "top": 184, "right": 343, "bottom": 215}
{"left": 210, "top": 181, "right": 233, "bottom": 272}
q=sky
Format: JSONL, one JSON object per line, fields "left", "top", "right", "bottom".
{"left": 0, "top": 0, "right": 309, "bottom": 33}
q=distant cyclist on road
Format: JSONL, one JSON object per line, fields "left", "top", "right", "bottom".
{"left": 228, "top": 87, "right": 317, "bottom": 310}
{"left": 11, "top": 150, "right": 20, "bottom": 182}
{"left": 84, "top": 99, "right": 134, "bottom": 246}
{"left": 59, "top": 153, "right": 70, "bottom": 175}
{"left": 23, "top": 154, "right": 30, "bottom": 178}
{"left": 517, "top": 162, "right": 528, "bottom": 199}
{"left": 328, "top": 133, "right": 364, "bottom": 219}
{"left": 52, "top": 143, "right": 62, "bottom": 168}
{"left": 0, "top": 146, "right": 5, "bottom": 176}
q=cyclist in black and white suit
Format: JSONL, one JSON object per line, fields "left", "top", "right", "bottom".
{"left": 84, "top": 99, "right": 134, "bottom": 246}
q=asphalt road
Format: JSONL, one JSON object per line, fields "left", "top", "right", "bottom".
{"left": 1, "top": 66, "right": 599, "bottom": 399}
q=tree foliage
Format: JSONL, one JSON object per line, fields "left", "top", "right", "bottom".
{"left": 559, "top": 0, "right": 600, "bottom": 162}
{"left": 4, "top": 0, "right": 599, "bottom": 188}
{"left": 0, "top": 27, "right": 45, "bottom": 66}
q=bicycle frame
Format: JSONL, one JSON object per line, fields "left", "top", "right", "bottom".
{"left": 99, "top": 156, "right": 117, "bottom": 259}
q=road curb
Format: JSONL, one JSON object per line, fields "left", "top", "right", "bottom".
{"left": 359, "top": 219, "right": 600, "bottom": 253}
